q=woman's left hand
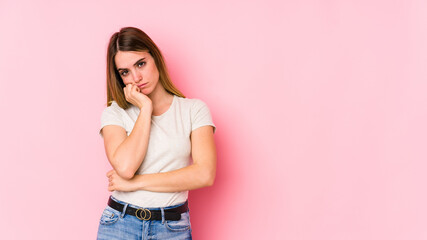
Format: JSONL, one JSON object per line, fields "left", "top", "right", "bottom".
{"left": 106, "top": 169, "right": 139, "bottom": 192}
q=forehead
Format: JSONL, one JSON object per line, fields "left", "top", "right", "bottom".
{"left": 115, "top": 51, "right": 151, "bottom": 68}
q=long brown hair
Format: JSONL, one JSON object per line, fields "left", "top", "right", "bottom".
{"left": 106, "top": 27, "right": 185, "bottom": 109}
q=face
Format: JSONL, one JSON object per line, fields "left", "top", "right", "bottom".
{"left": 114, "top": 50, "right": 160, "bottom": 95}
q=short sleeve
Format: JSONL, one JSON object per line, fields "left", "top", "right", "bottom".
{"left": 191, "top": 99, "right": 216, "bottom": 133}
{"left": 99, "top": 105, "right": 126, "bottom": 138}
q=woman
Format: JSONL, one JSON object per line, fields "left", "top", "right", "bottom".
{"left": 96, "top": 27, "right": 217, "bottom": 239}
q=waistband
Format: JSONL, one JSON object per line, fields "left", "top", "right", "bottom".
{"left": 107, "top": 195, "right": 188, "bottom": 221}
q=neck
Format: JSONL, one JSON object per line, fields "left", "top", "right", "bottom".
{"left": 147, "top": 83, "right": 173, "bottom": 108}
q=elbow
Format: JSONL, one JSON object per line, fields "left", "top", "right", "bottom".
{"left": 202, "top": 171, "right": 216, "bottom": 187}
{"left": 111, "top": 153, "right": 138, "bottom": 180}
{"left": 205, "top": 177, "right": 215, "bottom": 187}
{"left": 114, "top": 162, "right": 136, "bottom": 180}
{"left": 197, "top": 162, "right": 216, "bottom": 188}
{"left": 110, "top": 157, "right": 136, "bottom": 180}
{"left": 119, "top": 171, "right": 135, "bottom": 180}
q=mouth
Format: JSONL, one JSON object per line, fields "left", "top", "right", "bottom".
{"left": 137, "top": 83, "right": 147, "bottom": 88}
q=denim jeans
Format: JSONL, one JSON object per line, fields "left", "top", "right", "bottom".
{"left": 97, "top": 196, "right": 192, "bottom": 240}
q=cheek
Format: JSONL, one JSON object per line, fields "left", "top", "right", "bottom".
{"left": 122, "top": 76, "right": 134, "bottom": 85}
{"left": 150, "top": 66, "right": 160, "bottom": 80}
{"left": 121, "top": 77, "right": 129, "bottom": 84}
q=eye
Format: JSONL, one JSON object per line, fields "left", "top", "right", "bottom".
{"left": 137, "top": 62, "right": 146, "bottom": 68}
{"left": 120, "top": 70, "right": 128, "bottom": 77}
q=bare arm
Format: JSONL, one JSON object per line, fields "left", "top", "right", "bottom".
{"left": 102, "top": 108, "right": 152, "bottom": 180}
{"left": 107, "top": 125, "right": 217, "bottom": 192}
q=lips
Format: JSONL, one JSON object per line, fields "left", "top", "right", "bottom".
{"left": 137, "top": 83, "right": 147, "bottom": 88}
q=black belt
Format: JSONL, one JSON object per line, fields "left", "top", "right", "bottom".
{"left": 107, "top": 196, "right": 188, "bottom": 221}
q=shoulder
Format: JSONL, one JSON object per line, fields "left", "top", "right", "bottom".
{"left": 103, "top": 101, "right": 118, "bottom": 111}
{"left": 181, "top": 97, "right": 216, "bottom": 132}
{"left": 175, "top": 96, "right": 208, "bottom": 109}
{"left": 101, "top": 101, "right": 126, "bottom": 117}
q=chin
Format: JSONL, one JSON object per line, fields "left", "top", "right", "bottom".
{"left": 142, "top": 88, "right": 153, "bottom": 96}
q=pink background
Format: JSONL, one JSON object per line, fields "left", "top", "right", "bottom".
{"left": 1, "top": 0, "right": 426, "bottom": 239}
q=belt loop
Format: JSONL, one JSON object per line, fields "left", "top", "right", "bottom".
{"left": 161, "top": 207, "right": 165, "bottom": 224}
{"left": 121, "top": 203, "right": 128, "bottom": 219}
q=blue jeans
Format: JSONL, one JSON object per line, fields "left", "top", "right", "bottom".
{"left": 97, "top": 196, "right": 192, "bottom": 239}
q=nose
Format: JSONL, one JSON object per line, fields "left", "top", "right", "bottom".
{"left": 131, "top": 70, "right": 142, "bottom": 83}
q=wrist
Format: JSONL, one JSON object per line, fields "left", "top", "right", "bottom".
{"left": 134, "top": 174, "right": 146, "bottom": 190}
{"left": 139, "top": 106, "right": 153, "bottom": 114}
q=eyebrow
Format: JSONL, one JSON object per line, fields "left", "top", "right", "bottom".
{"left": 117, "top": 58, "right": 145, "bottom": 71}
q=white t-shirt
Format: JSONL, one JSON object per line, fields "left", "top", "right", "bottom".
{"left": 99, "top": 95, "right": 216, "bottom": 208}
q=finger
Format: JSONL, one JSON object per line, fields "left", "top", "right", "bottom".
{"left": 133, "top": 84, "right": 140, "bottom": 92}
{"left": 130, "top": 84, "right": 137, "bottom": 92}
{"left": 124, "top": 84, "right": 131, "bottom": 93}
{"left": 125, "top": 84, "right": 131, "bottom": 94}
{"left": 123, "top": 87, "right": 128, "bottom": 99}
{"left": 106, "top": 169, "right": 114, "bottom": 177}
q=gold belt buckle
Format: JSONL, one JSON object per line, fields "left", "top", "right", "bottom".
{"left": 135, "top": 208, "right": 152, "bottom": 220}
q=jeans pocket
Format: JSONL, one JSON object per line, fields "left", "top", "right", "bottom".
{"left": 99, "top": 206, "right": 120, "bottom": 225}
{"left": 165, "top": 211, "right": 191, "bottom": 232}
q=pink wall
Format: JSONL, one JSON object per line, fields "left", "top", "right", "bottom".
{"left": 1, "top": 0, "right": 426, "bottom": 239}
